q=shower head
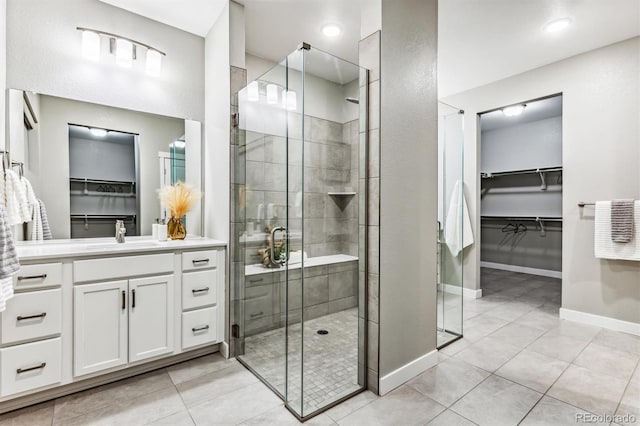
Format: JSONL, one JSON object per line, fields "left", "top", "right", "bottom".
{"left": 345, "top": 97, "right": 359, "bottom": 105}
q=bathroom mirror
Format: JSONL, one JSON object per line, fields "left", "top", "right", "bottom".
{"left": 5, "top": 89, "right": 203, "bottom": 240}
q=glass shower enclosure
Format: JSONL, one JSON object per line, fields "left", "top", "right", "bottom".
{"left": 437, "top": 102, "right": 465, "bottom": 348}
{"left": 232, "top": 45, "right": 367, "bottom": 420}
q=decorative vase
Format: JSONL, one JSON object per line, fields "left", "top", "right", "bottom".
{"left": 168, "top": 217, "right": 186, "bottom": 240}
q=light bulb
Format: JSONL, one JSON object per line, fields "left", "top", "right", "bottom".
{"left": 146, "top": 49, "right": 162, "bottom": 77}
{"left": 81, "top": 30, "right": 100, "bottom": 61}
{"left": 90, "top": 128, "right": 107, "bottom": 137}
{"left": 286, "top": 90, "right": 297, "bottom": 111}
{"left": 247, "top": 81, "right": 259, "bottom": 102}
{"left": 266, "top": 84, "right": 278, "bottom": 104}
{"left": 502, "top": 105, "right": 526, "bottom": 117}
{"left": 115, "top": 38, "right": 133, "bottom": 68}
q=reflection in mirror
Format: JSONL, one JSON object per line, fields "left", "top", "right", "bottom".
{"left": 6, "top": 89, "right": 203, "bottom": 240}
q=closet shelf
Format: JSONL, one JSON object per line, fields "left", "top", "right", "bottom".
{"left": 481, "top": 215, "right": 562, "bottom": 222}
{"left": 480, "top": 166, "right": 562, "bottom": 179}
{"left": 70, "top": 177, "right": 136, "bottom": 185}
{"left": 70, "top": 190, "right": 136, "bottom": 198}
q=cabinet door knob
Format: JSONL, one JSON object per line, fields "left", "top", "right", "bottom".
{"left": 17, "top": 362, "right": 46, "bottom": 374}
{"left": 17, "top": 312, "right": 47, "bottom": 321}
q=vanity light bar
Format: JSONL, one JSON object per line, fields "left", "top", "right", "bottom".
{"left": 77, "top": 27, "right": 166, "bottom": 75}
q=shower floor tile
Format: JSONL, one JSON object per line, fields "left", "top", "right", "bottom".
{"left": 238, "top": 308, "right": 361, "bottom": 416}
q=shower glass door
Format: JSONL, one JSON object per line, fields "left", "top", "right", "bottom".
{"left": 234, "top": 45, "right": 366, "bottom": 420}
{"left": 437, "top": 103, "right": 464, "bottom": 348}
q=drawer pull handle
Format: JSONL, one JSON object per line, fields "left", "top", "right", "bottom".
{"left": 17, "top": 274, "right": 47, "bottom": 281}
{"left": 248, "top": 278, "right": 263, "bottom": 283}
{"left": 192, "top": 287, "right": 210, "bottom": 294}
{"left": 121, "top": 290, "right": 126, "bottom": 310}
{"left": 17, "top": 312, "right": 47, "bottom": 321}
{"left": 192, "top": 325, "right": 210, "bottom": 333}
{"left": 17, "top": 362, "right": 46, "bottom": 374}
{"left": 131, "top": 289, "right": 136, "bottom": 308}
{"left": 250, "top": 311, "right": 264, "bottom": 318}
{"left": 192, "top": 259, "right": 210, "bottom": 265}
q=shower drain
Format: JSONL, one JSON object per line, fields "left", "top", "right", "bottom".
{"left": 317, "top": 329, "right": 329, "bottom": 335}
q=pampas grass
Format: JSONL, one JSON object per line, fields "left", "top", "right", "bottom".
{"left": 158, "top": 182, "right": 201, "bottom": 218}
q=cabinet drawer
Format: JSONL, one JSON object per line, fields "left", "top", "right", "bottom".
{"left": 245, "top": 273, "right": 274, "bottom": 288}
{"left": 74, "top": 253, "right": 173, "bottom": 283}
{"left": 0, "top": 337, "right": 62, "bottom": 397}
{"left": 182, "top": 307, "right": 217, "bottom": 349}
{"left": 182, "top": 270, "right": 217, "bottom": 310}
{"left": 182, "top": 250, "right": 217, "bottom": 271}
{"left": 14, "top": 263, "right": 62, "bottom": 290}
{"left": 1, "top": 288, "right": 62, "bottom": 345}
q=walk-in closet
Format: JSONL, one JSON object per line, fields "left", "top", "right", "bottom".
{"left": 479, "top": 95, "right": 563, "bottom": 292}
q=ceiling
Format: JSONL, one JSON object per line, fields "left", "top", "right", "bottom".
{"left": 480, "top": 95, "right": 563, "bottom": 132}
{"left": 100, "top": 0, "right": 640, "bottom": 97}
{"left": 98, "top": 0, "right": 227, "bottom": 37}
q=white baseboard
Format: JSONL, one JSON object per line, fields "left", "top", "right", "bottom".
{"left": 559, "top": 308, "right": 640, "bottom": 336}
{"left": 221, "top": 341, "right": 230, "bottom": 359}
{"left": 379, "top": 350, "right": 438, "bottom": 395}
{"left": 438, "top": 283, "right": 482, "bottom": 299}
{"left": 481, "top": 261, "right": 562, "bottom": 279}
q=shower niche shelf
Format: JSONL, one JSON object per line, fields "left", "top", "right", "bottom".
{"left": 327, "top": 191, "right": 356, "bottom": 196}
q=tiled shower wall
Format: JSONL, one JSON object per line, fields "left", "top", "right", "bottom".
{"left": 241, "top": 117, "right": 359, "bottom": 265}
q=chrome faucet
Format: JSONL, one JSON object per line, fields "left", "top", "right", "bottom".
{"left": 115, "top": 220, "right": 126, "bottom": 243}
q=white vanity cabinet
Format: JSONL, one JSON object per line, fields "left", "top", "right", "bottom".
{"left": 0, "top": 238, "right": 225, "bottom": 411}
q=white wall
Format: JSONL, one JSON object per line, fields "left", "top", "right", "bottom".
{"left": 0, "top": 0, "right": 6, "bottom": 152}
{"left": 37, "top": 95, "right": 184, "bottom": 238}
{"left": 204, "top": 3, "right": 230, "bottom": 242}
{"left": 445, "top": 37, "right": 640, "bottom": 324}
{"left": 6, "top": 0, "right": 204, "bottom": 122}
{"left": 245, "top": 53, "right": 357, "bottom": 124}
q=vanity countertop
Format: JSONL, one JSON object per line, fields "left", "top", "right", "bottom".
{"left": 245, "top": 254, "right": 358, "bottom": 276}
{"left": 15, "top": 236, "right": 226, "bottom": 261}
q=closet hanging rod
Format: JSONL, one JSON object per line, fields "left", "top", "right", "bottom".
{"left": 481, "top": 216, "right": 563, "bottom": 222}
{"left": 481, "top": 166, "right": 562, "bottom": 178}
{"left": 70, "top": 214, "right": 137, "bottom": 219}
{"left": 69, "top": 177, "right": 136, "bottom": 185}
{"left": 577, "top": 202, "right": 595, "bottom": 207}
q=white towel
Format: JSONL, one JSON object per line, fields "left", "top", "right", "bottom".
{"left": 445, "top": 180, "right": 474, "bottom": 256}
{"left": 3, "top": 170, "right": 30, "bottom": 225}
{"left": 39, "top": 200, "right": 52, "bottom": 240}
{"left": 595, "top": 200, "right": 640, "bottom": 261}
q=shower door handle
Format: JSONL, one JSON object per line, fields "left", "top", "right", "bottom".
{"left": 270, "top": 226, "right": 287, "bottom": 265}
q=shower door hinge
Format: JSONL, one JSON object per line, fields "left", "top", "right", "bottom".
{"left": 231, "top": 324, "right": 240, "bottom": 338}
{"left": 231, "top": 113, "right": 239, "bottom": 128}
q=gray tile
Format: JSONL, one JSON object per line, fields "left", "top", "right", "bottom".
{"left": 454, "top": 336, "right": 522, "bottom": 372}
{"left": 547, "top": 364, "right": 628, "bottom": 417}
{"left": 527, "top": 333, "right": 590, "bottom": 363}
{"left": 592, "top": 329, "right": 640, "bottom": 355}
{"left": 514, "top": 310, "right": 560, "bottom": 331}
{"left": 426, "top": 409, "right": 476, "bottom": 426}
{"left": 438, "top": 338, "right": 472, "bottom": 356}
{"left": 53, "top": 369, "right": 174, "bottom": 423}
{"left": 176, "top": 362, "right": 259, "bottom": 408}
{"left": 520, "top": 396, "right": 609, "bottom": 426}
{"left": 484, "top": 302, "right": 534, "bottom": 322}
{"left": 188, "top": 382, "right": 281, "bottom": 425}
{"left": 0, "top": 400, "right": 54, "bottom": 426}
{"left": 241, "top": 406, "right": 335, "bottom": 425}
{"left": 462, "top": 314, "right": 510, "bottom": 341}
{"left": 58, "top": 386, "right": 186, "bottom": 426}
{"left": 615, "top": 368, "right": 640, "bottom": 425}
{"left": 367, "top": 178, "right": 380, "bottom": 226}
{"left": 146, "top": 410, "right": 195, "bottom": 425}
{"left": 325, "top": 391, "right": 378, "bottom": 422}
{"left": 573, "top": 342, "right": 639, "bottom": 381}
{"left": 367, "top": 129, "right": 380, "bottom": 179}
{"left": 367, "top": 273, "right": 379, "bottom": 324}
{"left": 450, "top": 375, "right": 542, "bottom": 426}
{"left": 338, "top": 385, "right": 445, "bottom": 426}
{"left": 167, "top": 353, "right": 237, "bottom": 385}
{"left": 367, "top": 321, "right": 379, "bottom": 372}
{"left": 545, "top": 320, "right": 601, "bottom": 341}
{"left": 407, "top": 357, "right": 490, "bottom": 407}
{"left": 495, "top": 349, "right": 568, "bottom": 393}
{"left": 488, "top": 322, "right": 546, "bottom": 349}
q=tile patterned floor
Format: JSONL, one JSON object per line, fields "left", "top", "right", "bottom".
{"left": 2, "top": 268, "right": 639, "bottom": 425}
{"left": 239, "top": 308, "right": 361, "bottom": 416}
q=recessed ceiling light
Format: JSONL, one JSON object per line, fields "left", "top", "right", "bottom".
{"left": 321, "top": 24, "right": 342, "bottom": 38}
{"left": 544, "top": 18, "right": 571, "bottom": 33}
{"left": 503, "top": 105, "right": 526, "bottom": 117}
